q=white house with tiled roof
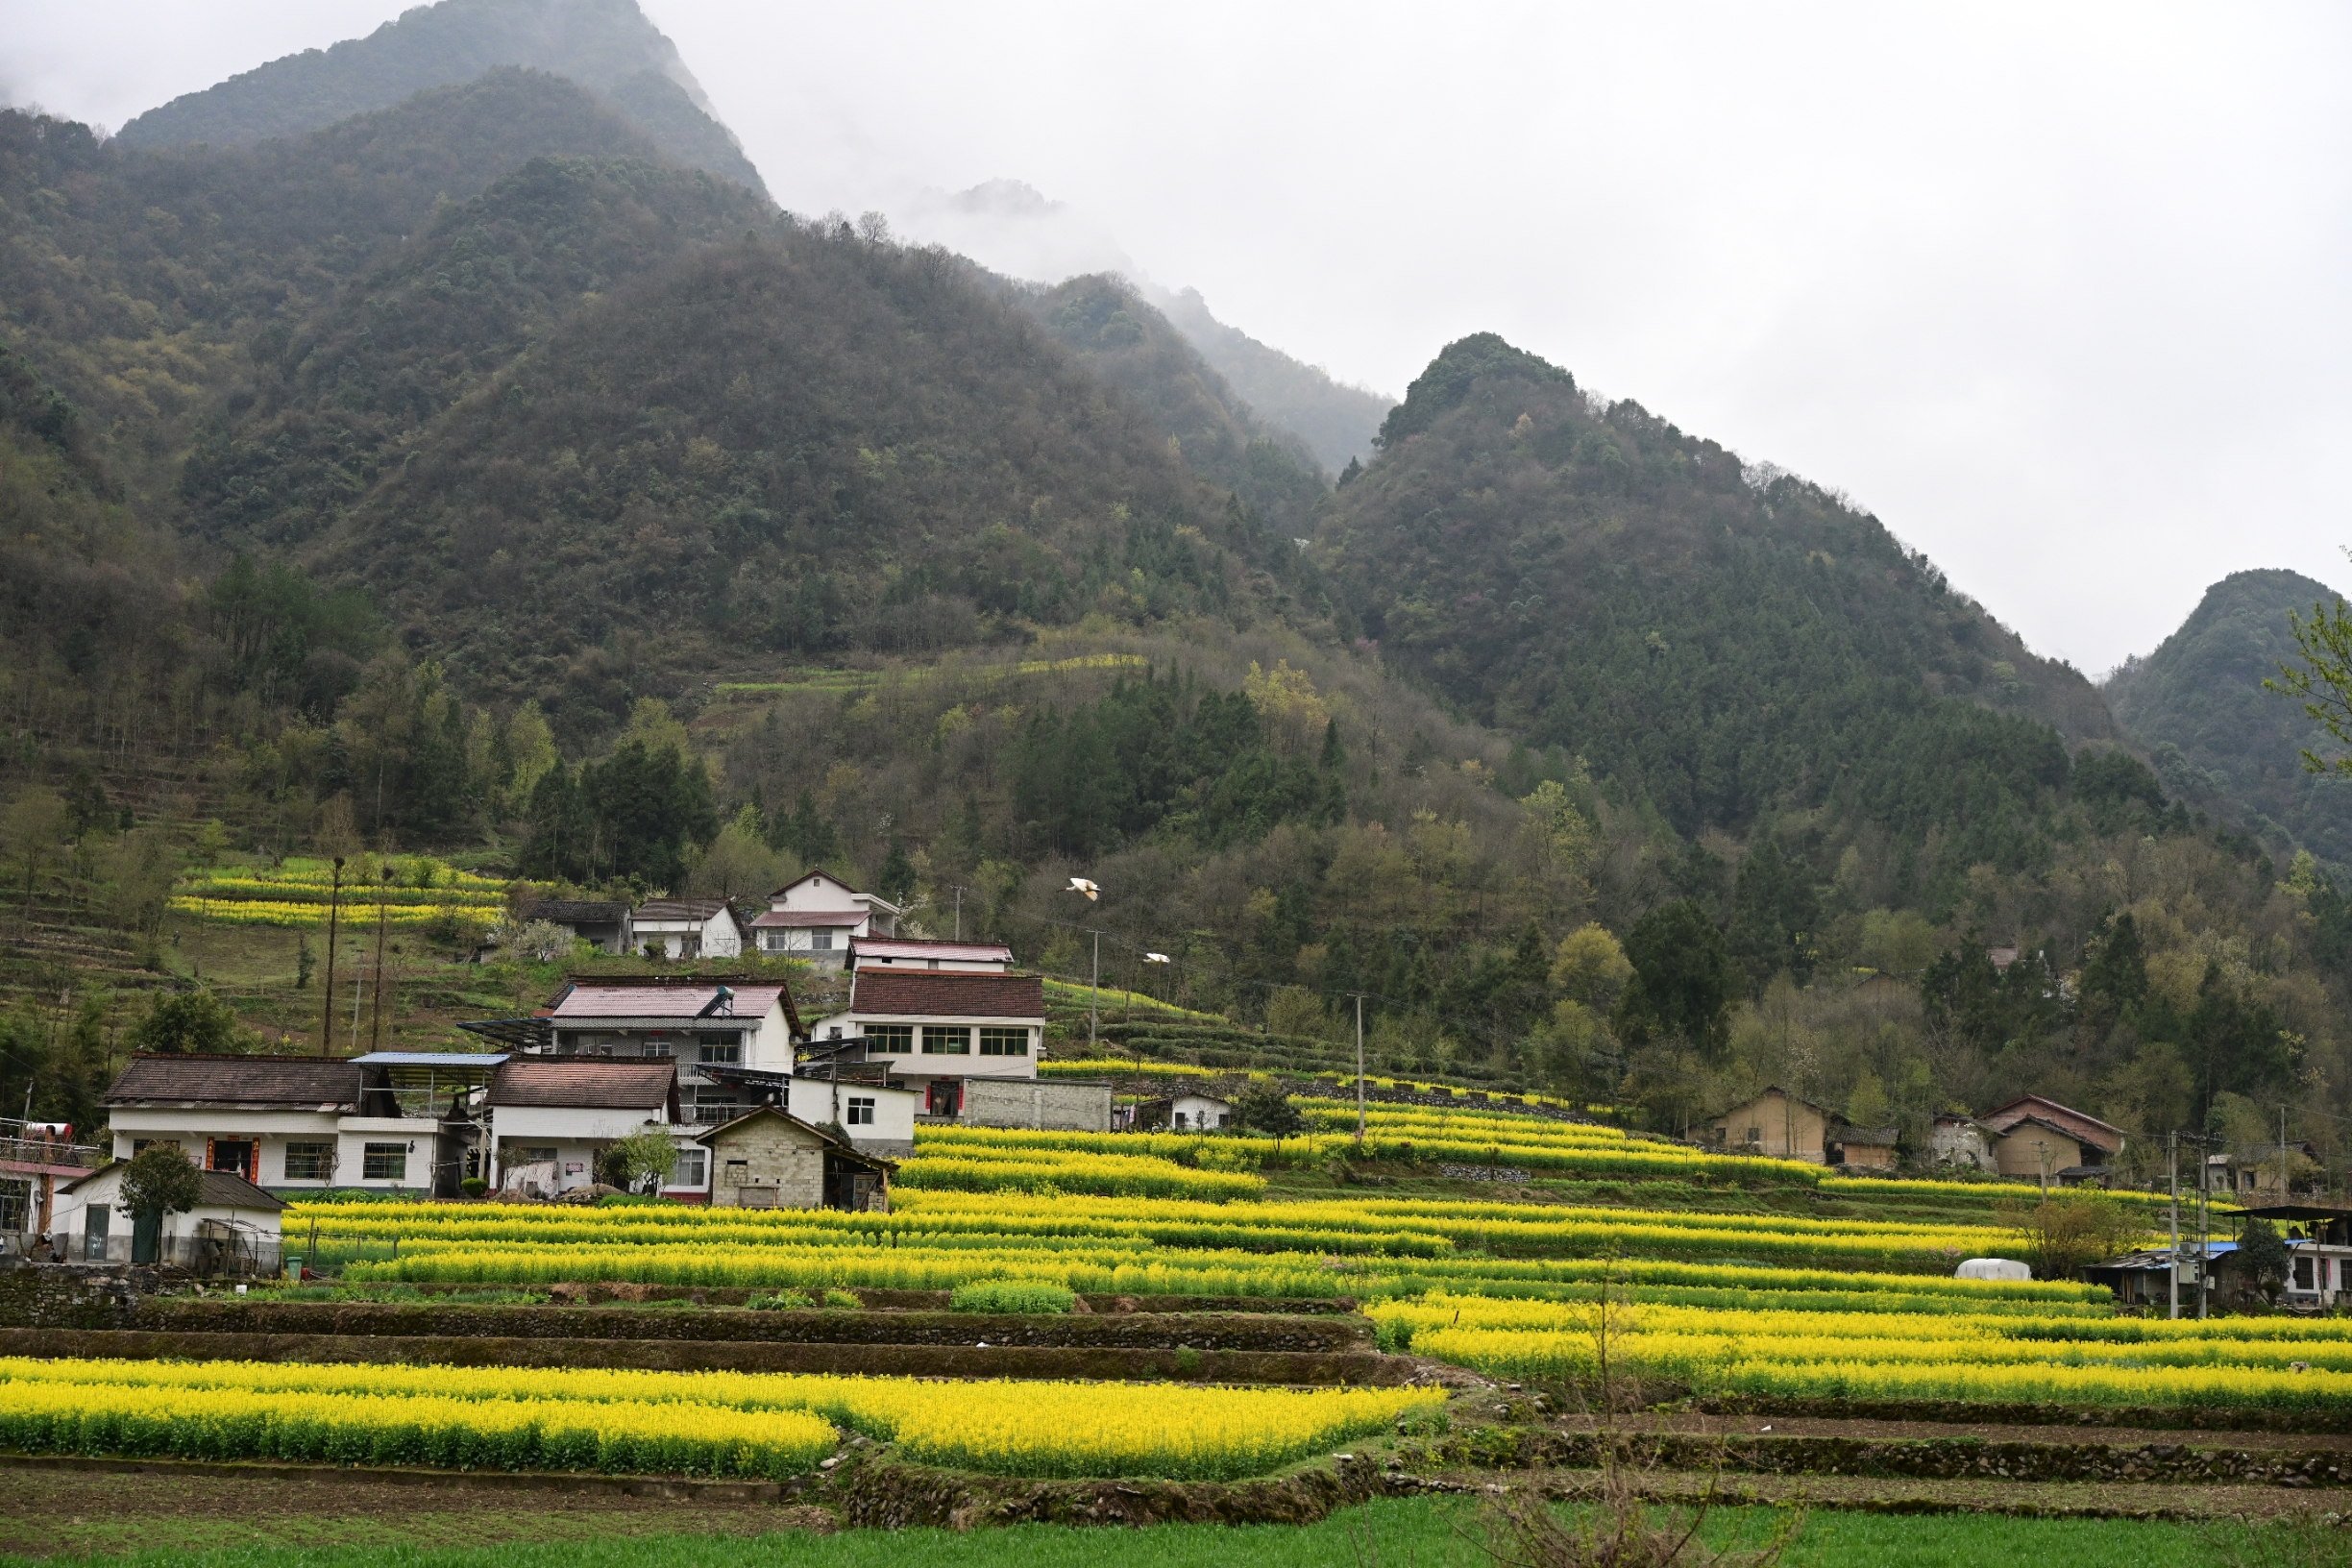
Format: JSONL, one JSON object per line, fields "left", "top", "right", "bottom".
{"left": 809, "top": 970, "right": 1055, "bottom": 1120}
{"left": 750, "top": 872, "right": 899, "bottom": 968}
{"left": 630, "top": 897, "right": 747, "bottom": 960}
{"left": 538, "top": 975, "right": 800, "bottom": 1130}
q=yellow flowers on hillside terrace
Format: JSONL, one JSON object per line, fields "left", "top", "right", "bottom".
{"left": 0, "top": 1374, "right": 833, "bottom": 1479}
{"left": 1381, "top": 1292, "right": 2352, "bottom": 1409}
{"left": 895, "top": 1145, "right": 1264, "bottom": 1202}
{"left": 290, "top": 1185, "right": 2045, "bottom": 1272}
{"left": 171, "top": 858, "right": 503, "bottom": 929}
{"left": 0, "top": 1360, "right": 1439, "bottom": 1482}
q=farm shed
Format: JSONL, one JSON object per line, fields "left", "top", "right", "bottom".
{"left": 1827, "top": 1125, "right": 1899, "bottom": 1168}
{"left": 57, "top": 1164, "right": 285, "bottom": 1269}
{"left": 695, "top": 1107, "right": 894, "bottom": 1211}
{"left": 1132, "top": 1092, "right": 1235, "bottom": 1132}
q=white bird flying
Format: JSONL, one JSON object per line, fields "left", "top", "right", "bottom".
{"left": 1144, "top": 952, "right": 1171, "bottom": 964}
{"left": 1066, "top": 877, "right": 1100, "bottom": 900}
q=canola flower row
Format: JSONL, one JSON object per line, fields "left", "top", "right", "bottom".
{"left": 290, "top": 1188, "right": 2038, "bottom": 1270}
{"left": 166, "top": 898, "right": 501, "bottom": 929}
{"left": 894, "top": 1146, "right": 1265, "bottom": 1203}
{"left": 917, "top": 1121, "right": 1819, "bottom": 1184}
{"left": 340, "top": 1241, "right": 1357, "bottom": 1298}
{"left": 290, "top": 1196, "right": 1454, "bottom": 1259}
{"left": 1291, "top": 1100, "right": 1636, "bottom": 1142}
{"left": 0, "top": 1378, "right": 832, "bottom": 1479}
{"left": 1816, "top": 1174, "right": 2185, "bottom": 1209}
{"left": 178, "top": 857, "right": 506, "bottom": 893}
{"left": 0, "top": 1360, "right": 1438, "bottom": 1482}
{"left": 895, "top": 1190, "right": 2030, "bottom": 1265}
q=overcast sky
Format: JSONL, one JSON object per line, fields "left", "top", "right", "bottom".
{"left": 10, "top": 2, "right": 2349, "bottom": 674}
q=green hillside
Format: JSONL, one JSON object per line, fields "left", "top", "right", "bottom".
{"left": 2, "top": 13, "right": 2348, "bottom": 1190}
{"left": 114, "top": 0, "right": 767, "bottom": 198}
{"left": 2106, "top": 568, "right": 2352, "bottom": 866}
{"left": 1313, "top": 332, "right": 2129, "bottom": 913}
{"left": 1025, "top": 274, "right": 1330, "bottom": 537}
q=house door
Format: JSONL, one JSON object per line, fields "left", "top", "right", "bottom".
{"left": 926, "top": 1080, "right": 962, "bottom": 1117}
{"left": 83, "top": 1205, "right": 110, "bottom": 1262}
{"left": 208, "top": 1139, "right": 255, "bottom": 1179}
{"left": 131, "top": 1209, "right": 161, "bottom": 1264}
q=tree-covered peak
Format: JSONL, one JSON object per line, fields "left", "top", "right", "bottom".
{"left": 1376, "top": 331, "right": 1577, "bottom": 451}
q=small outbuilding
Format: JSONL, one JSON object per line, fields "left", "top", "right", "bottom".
{"left": 695, "top": 1106, "right": 895, "bottom": 1212}
{"left": 57, "top": 1164, "right": 285, "bottom": 1269}
{"left": 1132, "top": 1092, "right": 1235, "bottom": 1133}
{"left": 1827, "top": 1125, "right": 1899, "bottom": 1169}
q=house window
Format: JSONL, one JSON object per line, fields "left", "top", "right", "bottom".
{"left": 846, "top": 1096, "right": 876, "bottom": 1126}
{"left": 867, "top": 1025, "right": 914, "bottom": 1054}
{"left": 362, "top": 1143, "right": 408, "bottom": 1181}
{"left": 2296, "top": 1256, "right": 2316, "bottom": 1291}
{"left": 978, "top": 1027, "right": 1027, "bottom": 1057}
{"left": 921, "top": 1026, "right": 970, "bottom": 1055}
{"left": 698, "top": 1032, "right": 743, "bottom": 1064}
{"left": 1745, "top": 1127, "right": 1762, "bottom": 1144}
{"left": 681, "top": 935, "right": 700, "bottom": 959}
{"left": 282, "top": 1142, "right": 334, "bottom": 1181}
{"left": 1174, "top": 1112, "right": 1189, "bottom": 1129}
{"left": 510, "top": 1145, "right": 559, "bottom": 1166}
{"left": 812, "top": 932, "right": 834, "bottom": 951}
{"left": 668, "top": 1148, "right": 709, "bottom": 1188}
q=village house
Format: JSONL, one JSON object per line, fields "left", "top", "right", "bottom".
{"left": 54, "top": 1164, "right": 285, "bottom": 1269}
{"left": 1982, "top": 1094, "right": 2125, "bottom": 1174}
{"left": 468, "top": 973, "right": 802, "bottom": 1128}
{"left": 0, "top": 1120, "right": 104, "bottom": 1241}
{"left": 1704, "top": 1088, "right": 1829, "bottom": 1164}
{"left": 809, "top": 969, "right": 1110, "bottom": 1130}
{"left": 97, "top": 1054, "right": 478, "bottom": 1197}
{"left": 695, "top": 1106, "right": 894, "bottom": 1211}
{"left": 749, "top": 872, "right": 900, "bottom": 968}
{"left": 524, "top": 898, "right": 634, "bottom": 954}
{"left": 630, "top": 897, "right": 747, "bottom": 960}
{"left": 481, "top": 1056, "right": 679, "bottom": 1197}
{"left": 1928, "top": 1114, "right": 1998, "bottom": 1171}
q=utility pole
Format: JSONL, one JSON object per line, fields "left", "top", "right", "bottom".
{"left": 367, "top": 866, "right": 391, "bottom": 1054}
{"left": 953, "top": 886, "right": 962, "bottom": 942}
{"left": 2280, "top": 1106, "right": 2291, "bottom": 1202}
{"left": 2036, "top": 1139, "right": 2051, "bottom": 1200}
{"left": 1354, "top": 993, "right": 1366, "bottom": 1150}
{"left": 2168, "top": 1131, "right": 2180, "bottom": 1321}
{"left": 1090, "top": 929, "right": 1100, "bottom": 1048}
{"left": 318, "top": 857, "right": 344, "bottom": 1057}
{"left": 2198, "top": 1143, "right": 2210, "bottom": 1321}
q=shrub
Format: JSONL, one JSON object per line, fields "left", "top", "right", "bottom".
{"left": 822, "top": 1289, "right": 861, "bottom": 1310}
{"left": 459, "top": 1177, "right": 487, "bottom": 1198}
{"left": 950, "top": 1279, "right": 1076, "bottom": 1314}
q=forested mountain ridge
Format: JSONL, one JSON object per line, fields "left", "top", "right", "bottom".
{"left": 1, "top": 71, "right": 716, "bottom": 487}
{"left": 1146, "top": 284, "right": 1394, "bottom": 474}
{"left": 2107, "top": 569, "right": 2352, "bottom": 867}
{"left": 1313, "top": 332, "right": 2129, "bottom": 916}
{"left": 115, "top": 0, "right": 767, "bottom": 198}
{"left": 2, "top": 16, "right": 2347, "bottom": 1188}
{"left": 1023, "top": 274, "right": 1330, "bottom": 539}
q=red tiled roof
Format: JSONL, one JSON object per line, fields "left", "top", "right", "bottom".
{"left": 106, "top": 1054, "right": 360, "bottom": 1110}
{"left": 852, "top": 939, "right": 1012, "bottom": 965}
{"left": 850, "top": 971, "right": 1044, "bottom": 1019}
{"left": 550, "top": 983, "right": 791, "bottom": 1020}
{"left": 485, "top": 1058, "right": 678, "bottom": 1111}
{"left": 1984, "top": 1095, "right": 2124, "bottom": 1151}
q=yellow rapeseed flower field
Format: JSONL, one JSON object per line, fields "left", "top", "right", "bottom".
{"left": 0, "top": 1360, "right": 1440, "bottom": 1481}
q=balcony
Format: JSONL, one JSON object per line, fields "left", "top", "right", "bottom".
{"left": 0, "top": 1136, "right": 105, "bottom": 1174}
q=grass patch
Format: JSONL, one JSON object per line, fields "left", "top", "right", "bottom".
{"left": 0, "top": 1497, "right": 2266, "bottom": 1567}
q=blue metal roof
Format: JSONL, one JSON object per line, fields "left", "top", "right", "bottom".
{"left": 351, "top": 1052, "right": 508, "bottom": 1066}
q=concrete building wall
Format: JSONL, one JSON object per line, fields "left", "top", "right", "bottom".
{"left": 705, "top": 1118, "right": 829, "bottom": 1209}
{"left": 1709, "top": 1092, "right": 1825, "bottom": 1164}
{"left": 961, "top": 1079, "right": 1113, "bottom": 1133}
